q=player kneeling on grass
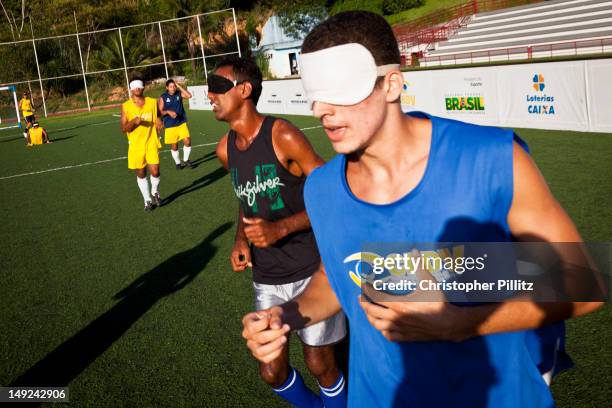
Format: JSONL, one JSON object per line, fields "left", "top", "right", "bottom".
{"left": 159, "top": 79, "right": 193, "bottom": 169}
{"left": 241, "top": 11, "right": 605, "bottom": 408}
{"left": 120, "top": 78, "right": 163, "bottom": 212}
{"left": 212, "top": 56, "right": 348, "bottom": 408}
{"left": 26, "top": 122, "right": 51, "bottom": 146}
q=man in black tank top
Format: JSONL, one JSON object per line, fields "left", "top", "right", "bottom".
{"left": 211, "top": 56, "right": 347, "bottom": 407}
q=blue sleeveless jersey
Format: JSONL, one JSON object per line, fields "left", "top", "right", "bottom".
{"left": 303, "top": 112, "right": 569, "bottom": 408}
{"left": 161, "top": 92, "right": 187, "bottom": 128}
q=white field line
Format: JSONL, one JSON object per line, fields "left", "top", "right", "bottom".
{"left": 0, "top": 119, "right": 118, "bottom": 140}
{"left": 0, "top": 125, "right": 322, "bottom": 180}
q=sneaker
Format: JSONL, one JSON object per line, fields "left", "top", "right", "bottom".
{"left": 152, "top": 192, "right": 162, "bottom": 207}
{"left": 184, "top": 160, "right": 193, "bottom": 169}
{"left": 144, "top": 201, "right": 154, "bottom": 212}
{"left": 175, "top": 162, "right": 185, "bottom": 170}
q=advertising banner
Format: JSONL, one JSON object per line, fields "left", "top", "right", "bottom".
{"left": 431, "top": 68, "right": 500, "bottom": 126}
{"left": 497, "top": 62, "right": 589, "bottom": 132}
{"left": 585, "top": 59, "right": 612, "bottom": 133}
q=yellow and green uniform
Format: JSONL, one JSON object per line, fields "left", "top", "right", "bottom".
{"left": 28, "top": 127, "right": 44, "bottom": 145}
{"left": 122, "top": 97, "right": 161, "bottom": 169}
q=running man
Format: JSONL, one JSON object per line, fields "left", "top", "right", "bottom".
{"left": 26, "top": 122, "right": 51, "bottom": 146}
{"left": 241, "top": 11, "right": 604, "bottom": 408}
{"left": 120, "top": 78, "right": 163, "bottom": 212}
{"left": 158, "top": 79, "right": 193, "bottom": 169}
{"left": 211, "top": 56, "right": 347, "bottom": 408}
{"left": 18, "top": 92, "right": 35, "bottom": 143}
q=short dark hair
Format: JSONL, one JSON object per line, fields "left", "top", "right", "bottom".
{"left": 213, "top": 55, "right": 263, "bottom": 105}
{"left": 301, "top": 11, "right": 400, "bottom": 66}
{"left": 130, "top": 76, "right": 143, "bottom": 83}
{"left": 165, "top": 79, "right": 175, "bottom": 87}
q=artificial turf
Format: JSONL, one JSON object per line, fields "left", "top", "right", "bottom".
{"left": 0, "top": 107, "right": 610, "bottom": 407}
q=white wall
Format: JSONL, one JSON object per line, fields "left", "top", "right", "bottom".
{"left": 190, "top": 59, "right": 612, "bottom": 133}
{"left": 266, "top": 48, "right": 301, "bottom": 79}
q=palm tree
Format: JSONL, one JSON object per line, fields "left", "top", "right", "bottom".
{"left": 90, "top": 30, "right": 162, "bottom": 72}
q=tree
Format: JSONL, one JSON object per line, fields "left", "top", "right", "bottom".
{"left": 90, "top": 30, "right": 162, "bottom": 74}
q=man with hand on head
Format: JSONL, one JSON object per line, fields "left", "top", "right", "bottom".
{"left": 241, "top": 11, "right": 604, "bottom": 408}
{"left": 212, "top": 55, "right": 347, "bottom": 408}
{"left": 120, "top": 78, "right": 163, "bottom": 212}
{"left": 158, "top": 79, "right": 194, "bottom": 169}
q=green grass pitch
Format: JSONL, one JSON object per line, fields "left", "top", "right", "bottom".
{"left": 0, "top": 108, "right": 610, "bottom": 407}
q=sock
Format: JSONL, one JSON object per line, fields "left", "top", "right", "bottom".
{"left": 136, "top": 176, "right": 151, "bottom": 203}
{"left": 318, "top": 372, "right": 347, "bottom": 408}
{"left": 150, "top": 175, "right": 160, "bottom": 196}
{"left": 171, "top": 149, "right": 181, "bottom": 164}
{"left": 272, "top": 367, "right": 322, "bottom": 408}
{"left": 23, "top": 131, "right": 28, "bottom": 139}
{"left": 183, "top": 146, "right": 191, "bottom": 161}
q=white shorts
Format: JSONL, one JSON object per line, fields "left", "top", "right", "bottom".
{"left": 253, "top": 277, "right": 347, "bottom": 347}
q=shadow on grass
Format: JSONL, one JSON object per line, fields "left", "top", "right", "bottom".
{"left": 10, "top": 222, "right": 232, "bottom": 389}
{"left": 166, "top": 151, "right": 217, "bottom": 170}
{"left": 49, "top": 135, "right": 76, "bottom": 143}
{"left": 161, "top": 166, "right": 227, "bottom": 207}
{"left": 188, "top": 151, "right": 218, "bottom": 168}
{"left": 0, "top": 135, "right": 75, "bottom": 144}
{"left": 0, "top": 136, "right": 24, "bottom": 144}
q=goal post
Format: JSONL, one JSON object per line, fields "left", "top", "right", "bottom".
{"left": 0, "top": 85, "right": 22, "bottom": 131}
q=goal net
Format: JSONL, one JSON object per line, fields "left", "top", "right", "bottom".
{"left": 0, "top": 86, "right": 21, "bottom": 131}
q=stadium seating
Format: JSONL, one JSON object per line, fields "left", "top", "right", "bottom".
{"left": 422, "top": 0, "right": 612, "bottom": 66}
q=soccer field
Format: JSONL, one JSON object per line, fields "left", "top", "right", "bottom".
{"left": 0, "top": 108, "right": 610, "bottom": 407}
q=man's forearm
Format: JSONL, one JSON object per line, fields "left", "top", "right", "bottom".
{"left": 275, "top": 210, "right": 311, "bottom": 238}
{"left": 457, "top": 258, "right": 605, "bottom": 339}
{"left": 236, "top": 208, "right": 248, "bottom": 243}
{"left": 122, "top": 120, "right": 138, "bottom": 133}
{"left": 279, "top": 266, "right": 342, "bottom": 330}
{"left": 456, "top": 300, "right": 603, "bottom": 340}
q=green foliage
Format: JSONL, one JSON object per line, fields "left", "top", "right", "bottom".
{"left": 382, "top": 0, "right": 425, "bottom": 15}
{"left": 275, "top": 0, "right": 328, "bottom": 40}
{"left": 252, "top": 49, "right": 275, "bottom": 79}
{"left": 90, "top": 31, "right": 162, "bottom": 73}
{"left": 143, "top": 0, "right": 230, "bottom": 20}
{"left": 329, "top": 0, "right": 384, "bottom": 16}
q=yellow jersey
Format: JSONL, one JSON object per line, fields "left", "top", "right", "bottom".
{"left": 29, "top": 127, "right": 44, "bottom": 145}
{"left": 19, "top": 98, "right": 33, "bottom": 116}
{"left": 122, "top": 97, "right": 160, "bottom": 150}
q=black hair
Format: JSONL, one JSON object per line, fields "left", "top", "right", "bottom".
{"left": 165, "top": 79, "right": 176, "bottom": 87}
{"left": 302, "top": 11, "right": 400, "bottom": 66}
{"left": 213, "top": 55, "right": 263, "bottom": 105}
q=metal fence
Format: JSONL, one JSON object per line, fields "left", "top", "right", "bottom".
{"left": 419, "top": 37, "right": 612, "bottom": 66}
{"left": 0, "top": 8, "right": 241, "bottom": 117}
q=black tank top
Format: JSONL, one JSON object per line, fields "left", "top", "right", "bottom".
{"left": 227, "top": 116, "right": 320, "bottom": 284}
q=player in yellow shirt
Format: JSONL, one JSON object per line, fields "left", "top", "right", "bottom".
{"left": 120, "top": 78, "right": 163, "bottom": 212}
{"left": 18, "top": 92, "right": 36, "bottom": 143}
{"left": 26, "top": 122, "right": 51, "bottom": 146}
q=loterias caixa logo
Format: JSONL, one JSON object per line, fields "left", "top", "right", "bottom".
{"left": 527, "top": 73, "right": 555, "bottom": 115}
